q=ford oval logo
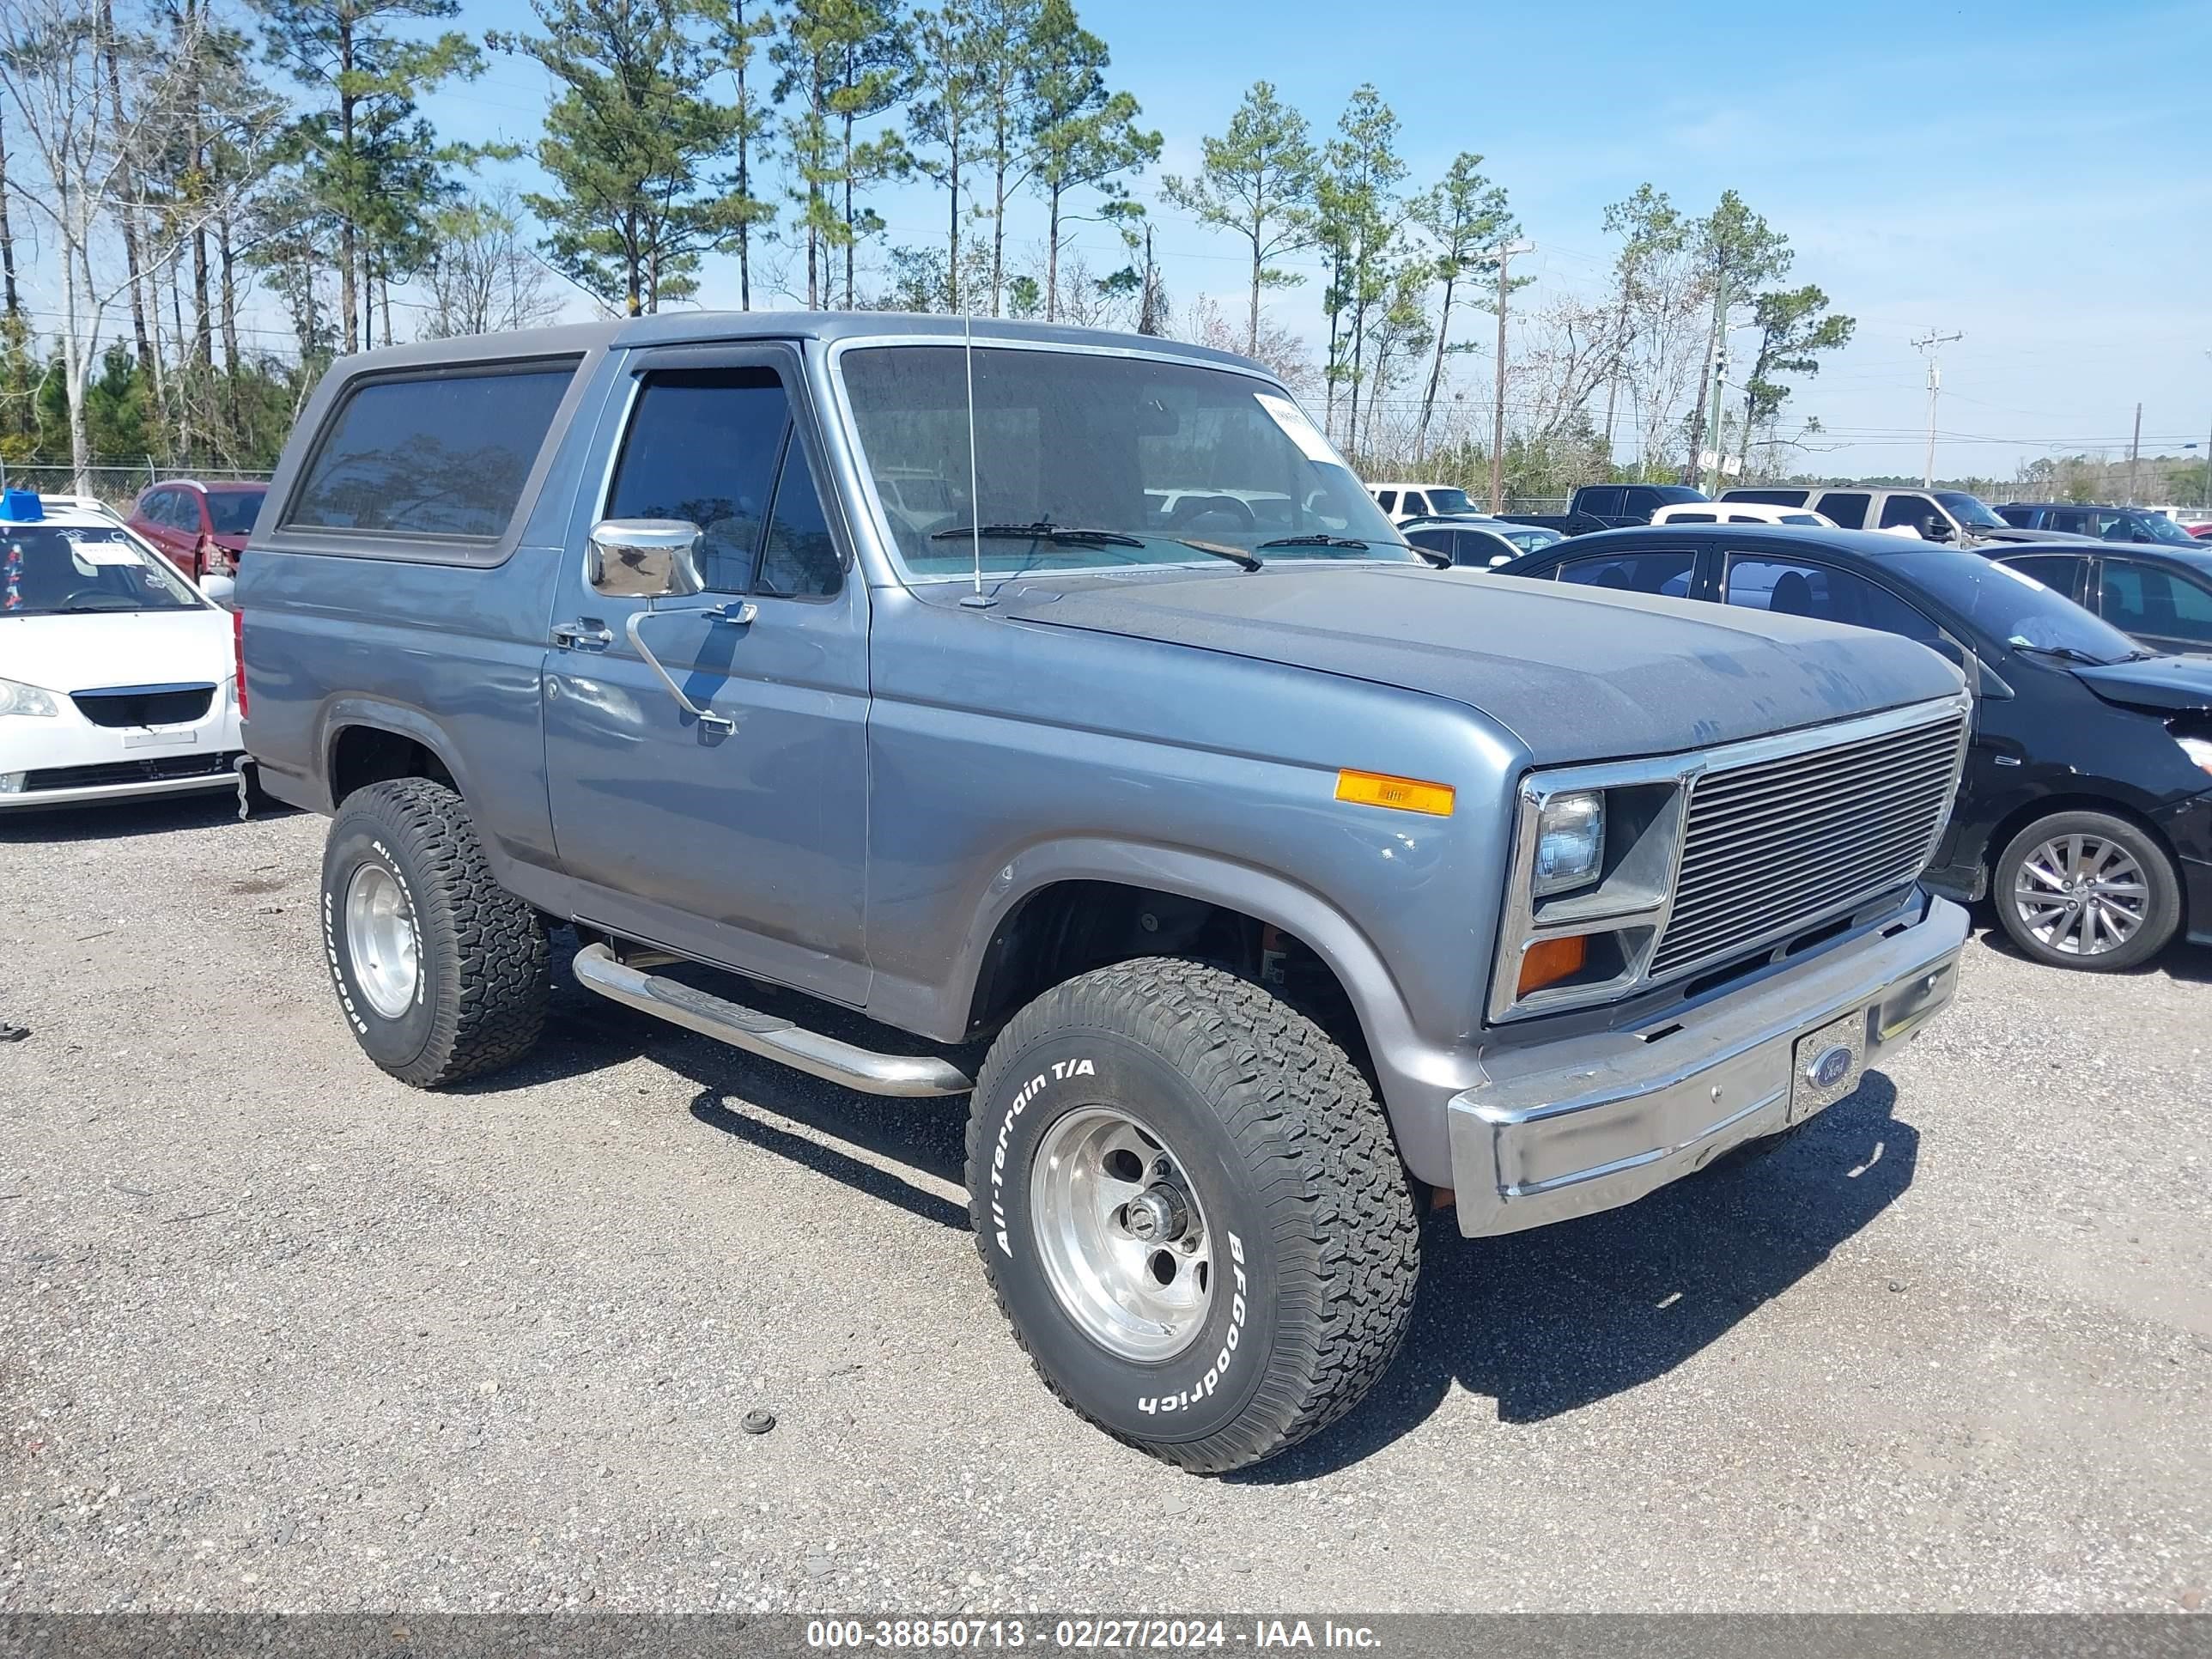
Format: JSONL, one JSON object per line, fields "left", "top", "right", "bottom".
{"left": 1807, "top": 1045, "right": 1854, "bottom": 1091}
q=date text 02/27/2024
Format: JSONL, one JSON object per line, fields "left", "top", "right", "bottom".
{"left": 803, "top": 1620, "right": 1383, "bottom": 1650}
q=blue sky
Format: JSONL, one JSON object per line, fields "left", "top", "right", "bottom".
{"left": 426, "top": 0, "right": 2212, "bottom": 483}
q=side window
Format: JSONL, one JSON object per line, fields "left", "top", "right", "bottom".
{"left": 1558, "top": 550, "right": 1695, "bottom": 596}
{"left": 1406, "top": 527, "right": 1454, "bottom": 556}
{"left": 288, "top": 362, "right": 576, "bottom": 538}
{"left": 1577, "top": 486, "right": 1623, "bottom": 517}
{"left": 1724, "top": 556, "right": 1940, "bottom": 641}
{"left": 1815, "top": 492, "right": 1869, "bottom": 528}
{"left": 137, "top": 490, "right": 173, "bottom": 528}
{"left": 2103, "top": 561, "right": 2212, "bottom": 644}
{"left": 2052, "top": 509, "right": 2092, "bottom": 535}
{"left": 755, "top": 437, "right": 843, "bottom": 598}
{"left": 1375, "top": 490, "right": 1396, "bottom": 511}
{"left": 1878, "top": 494, "right": 1936, "bottom": 531}
{"left": 1996, "top": 505, "right": 2036, "bottom": 528}
{"left": 1623, "top": 488, "right": 1662, "bottom": 516}
{"left": 1668, "top": 511, "right": 1718, "bottom": 523}
{"left": 605, "top": 368, "right": 792, "bottom": 593}
{"left": 1400, "top": 490, "right": 1427, "bottom": 516}
{"left": 2004, "top": 554, "right": 2086, "bottom": 604}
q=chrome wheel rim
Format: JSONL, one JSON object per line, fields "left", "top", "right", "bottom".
{"left": 1030, "top": 1106, "right": 1212, "bottom": 1362}
{"left": 2012, "top": 833, "right": 2148, "bottom": 957}
{"left": 344, "top": 863, "right": 419, "bottom": 1018}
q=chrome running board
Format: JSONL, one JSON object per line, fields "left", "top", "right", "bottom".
{"left": 570, "top": 942, "right": 973, "bottom": 1097}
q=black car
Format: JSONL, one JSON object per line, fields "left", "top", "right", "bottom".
{"left": 1996, "top": 502, "right": 2203, "bottom": 547}
{"left": 1994, "top": 542, "right": 2212, "bottom": 660}
{"left": 1493, "top": 524, "right": 2212, "bottom": 971}
{"left": 1401, "top": 515, "right": 1555, "bottom": 568}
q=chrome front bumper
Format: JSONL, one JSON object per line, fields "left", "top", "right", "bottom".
{"left": 1449, "top": 896, "right": 1968, "bottom": 1237}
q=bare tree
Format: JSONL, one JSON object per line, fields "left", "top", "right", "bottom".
{"left": 418, "top": 186, "right": 566, "bottom": 337}
{"left": 0, "top": 0, "right": 266, "bottom": 486}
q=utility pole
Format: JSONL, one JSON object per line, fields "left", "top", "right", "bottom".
{"left": 1701, "top": 283, "right": 1729, "bottom": 497}
{"left": 2125, "top": 401, "right": 2143, "bottom": 505}
{"left": 1911, "top": 328, "right": 1964, "bottom": 490}
{"left": 1489, "top": 240, "right": 1532, "bottom": 514}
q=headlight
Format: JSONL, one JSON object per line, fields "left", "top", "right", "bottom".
{"left": 0, "top": 677, "right": 59, "bottom": 718}
{"left": 1533, "top": 790, "right": 1605, "bottom": 894}
{"left": 2179, "top": 735, "right": 2212, "bottom": 778}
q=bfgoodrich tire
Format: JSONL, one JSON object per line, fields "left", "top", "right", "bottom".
{"left": 966, "top": 957, "right": 1420, "bottom": 1474}
{"left": 1993, "top": 809, "right": 2182, "bottom": 973}
{"left": 320, "top": 778, "right": 551, "bottom": 1087}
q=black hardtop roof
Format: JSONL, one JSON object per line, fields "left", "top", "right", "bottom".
{"left": 1551, "top": 522, "right": 1956, "bottom": 564}
{"left": 319, "top": 310, "right": 1272, "bottom": 380}
{"left": 2001, "top": 501, "right": 2163, "bottom": 513}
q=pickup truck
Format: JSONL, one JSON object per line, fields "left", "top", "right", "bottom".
{"left": 239, "top": 313, "right": 1972, "bottom": 1474}
{"left": 1499, "top": 482, "right": 1711, "bottom": 538}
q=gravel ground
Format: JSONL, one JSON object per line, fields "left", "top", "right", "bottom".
{"left": 2, "top": 793, "right": 2209, "bottom": 1614}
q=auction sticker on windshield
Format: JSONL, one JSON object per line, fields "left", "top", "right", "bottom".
{"left": 1254, "top": 392, "right": 1334, "bottom": 464}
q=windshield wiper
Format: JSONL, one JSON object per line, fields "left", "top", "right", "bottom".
{"left": 2009, "top": 641, "right": 2115, "bottom": 666}
{"left": 1256, "top": 534, "right": 1370, "bottom": 550}
{"left": 930, "top": 521, "right": 1146, "bottom": 548}
{"left": 1172, "top": 537, "right": 1262, "bottom": 572}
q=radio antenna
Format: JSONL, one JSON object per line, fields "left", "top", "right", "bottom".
{"left": 958, "top": 307, "right": 993, "bottom": 610}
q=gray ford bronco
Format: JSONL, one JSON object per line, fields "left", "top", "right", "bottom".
{"left": 240, "top": 313, "right": 1972, "bottom": 1474}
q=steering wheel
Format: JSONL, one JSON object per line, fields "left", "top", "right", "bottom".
{"left": 1170, "top": 494, "right": 1256, "bottom": 529}
{"left": 58, "top": 588, "right": 137, "bottom": 611}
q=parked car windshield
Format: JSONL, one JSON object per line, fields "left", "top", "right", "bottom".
{"left": 1908, "top": 549, "right": 2142, "bottom": 663}
{"left": 839, "top": 344, "right": 1416, "bottom": 580}
{"left": 204, "top": 489, "right": 266, "bottom": 536}
{"left": 1934, "top": 491, "right": 2007, "bottom": 529}
{"left": 1, "top": 523, "right": 202, "bottom": 616}
{"left": 2120, "top": 513, "right": 2199, "bottom": 547}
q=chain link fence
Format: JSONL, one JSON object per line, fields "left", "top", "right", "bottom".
{"left": 0, "top": 462, "right": 276, "bottom": 509}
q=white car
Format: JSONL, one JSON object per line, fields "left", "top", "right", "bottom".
{"left": 0, "top": 490, "right": 245, "bottom": 811}
{"left": 1648, "top": 501, "right": 1838, "bottom": 528}
{"left": 1366, "top": 481, "right": 1482, "bottom": 525}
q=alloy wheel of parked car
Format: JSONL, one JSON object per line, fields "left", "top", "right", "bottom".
{"left": 1994, "top": 811, "right": 2181, "bottom": 972}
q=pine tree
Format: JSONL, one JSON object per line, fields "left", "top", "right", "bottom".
{"left": 495, "top": 0, "right": 738, "bottom": 316}
{"left": 1163, "top": 81, "right": 1313, "bottom": 358}
{"left": 905, "top": 0, "right": 985, "bottom": 312}
{"left": 1024, "top": 0, "right": 1154, "bottom": 324}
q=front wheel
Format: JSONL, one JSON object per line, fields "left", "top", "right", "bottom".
{"left": 319, "top": 778, "right": 552, "bottom": 1086}
{"left": 1993, "top": 809, "right": 2182, "bottom": 972}
{"left": 966, "top": 957, "right": 1420, "bottom": 1474}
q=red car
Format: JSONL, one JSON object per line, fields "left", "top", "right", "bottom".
{"left": 2190, "top": 521, "right": 2212, "bottom": 540}
{"left": 128, "top": 478, "right": 268, "bottom": 580}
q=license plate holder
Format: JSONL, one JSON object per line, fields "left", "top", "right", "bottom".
{"left": 1790, "top": 1008, "right": 1868, "bottom": 1125}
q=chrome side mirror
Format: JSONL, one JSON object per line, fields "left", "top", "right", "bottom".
{"left": 588, "top": 519, "right": 706, "bottom": 600}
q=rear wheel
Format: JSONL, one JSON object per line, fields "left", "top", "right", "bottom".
{"left": 1993, "top": 809, "right": 2180, "bottom": 972}
{"left": 320, "top": 778, "right": 551, "bottom": 1085}
{"left": 966, "top": 957, "right": 1419, "bottom": 1474}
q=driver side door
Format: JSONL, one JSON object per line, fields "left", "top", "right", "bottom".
{"left": 541, "top": 343, "right": 872, "bottom": 1006}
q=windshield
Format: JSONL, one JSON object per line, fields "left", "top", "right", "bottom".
{"left": 2124, "top": 513, "right": 2198, "bottom": 547}
{"left": 1935, "top": 491, "right": 2006, "bottom": 529}
{"left": 1908, "top": 549, "right": 2142, "bottom": 664}
{"left": 204, "top": 489, "right": 265, "bottom": 537}
{"left": 1, "top": 523, "right": 201, "bottom": 617}
{"left": 839, "top": 345, "right": 1417, "bottom": 580}
{"left": 1424, "top": 488, "right": 1474, "bottom": 516}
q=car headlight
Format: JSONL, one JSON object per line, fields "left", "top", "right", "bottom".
{"left": 0, "top": 677, "right": 59, "bottom": 718}
{"left": 2179, "top": 735, "right": 2212, "bottom": 778}
{"left": 1533, "top": 790, "right": 1605, "bottom": 894}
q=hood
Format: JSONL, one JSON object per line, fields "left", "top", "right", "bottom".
{"left": 1968, "top": 526, "right": 2103, "bottom": 544}
{"left": 993, "top": 564, "right": 1965, "bottom": 764}
{"left": 0, "top": 605, "right": 233, "bottom": 696}
{"left": 2069, "top": 655, "right": 2212, "bottom": 715}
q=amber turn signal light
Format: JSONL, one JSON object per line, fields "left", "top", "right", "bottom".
{"left": 1516, "top": 935, "right": 1588, "bottom": 998}
{"left": 1334, "top": 769, "right": 1455, "bottom": 817}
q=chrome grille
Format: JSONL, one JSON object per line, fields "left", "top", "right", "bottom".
{"left": 1649, "top": 712, "right": 1966, "bottom": 979}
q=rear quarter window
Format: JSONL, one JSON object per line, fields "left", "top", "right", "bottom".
{"left": 285, "top": 361, "right": 578, "bottom": 538}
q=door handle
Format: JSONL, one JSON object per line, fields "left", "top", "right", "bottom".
{"left": 552, "top": 620, "right": 614, "bottom": 651}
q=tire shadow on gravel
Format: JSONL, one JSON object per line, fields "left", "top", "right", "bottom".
{"left": 1229, "top": 1073, "right": 1919, "bottom": 1484}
